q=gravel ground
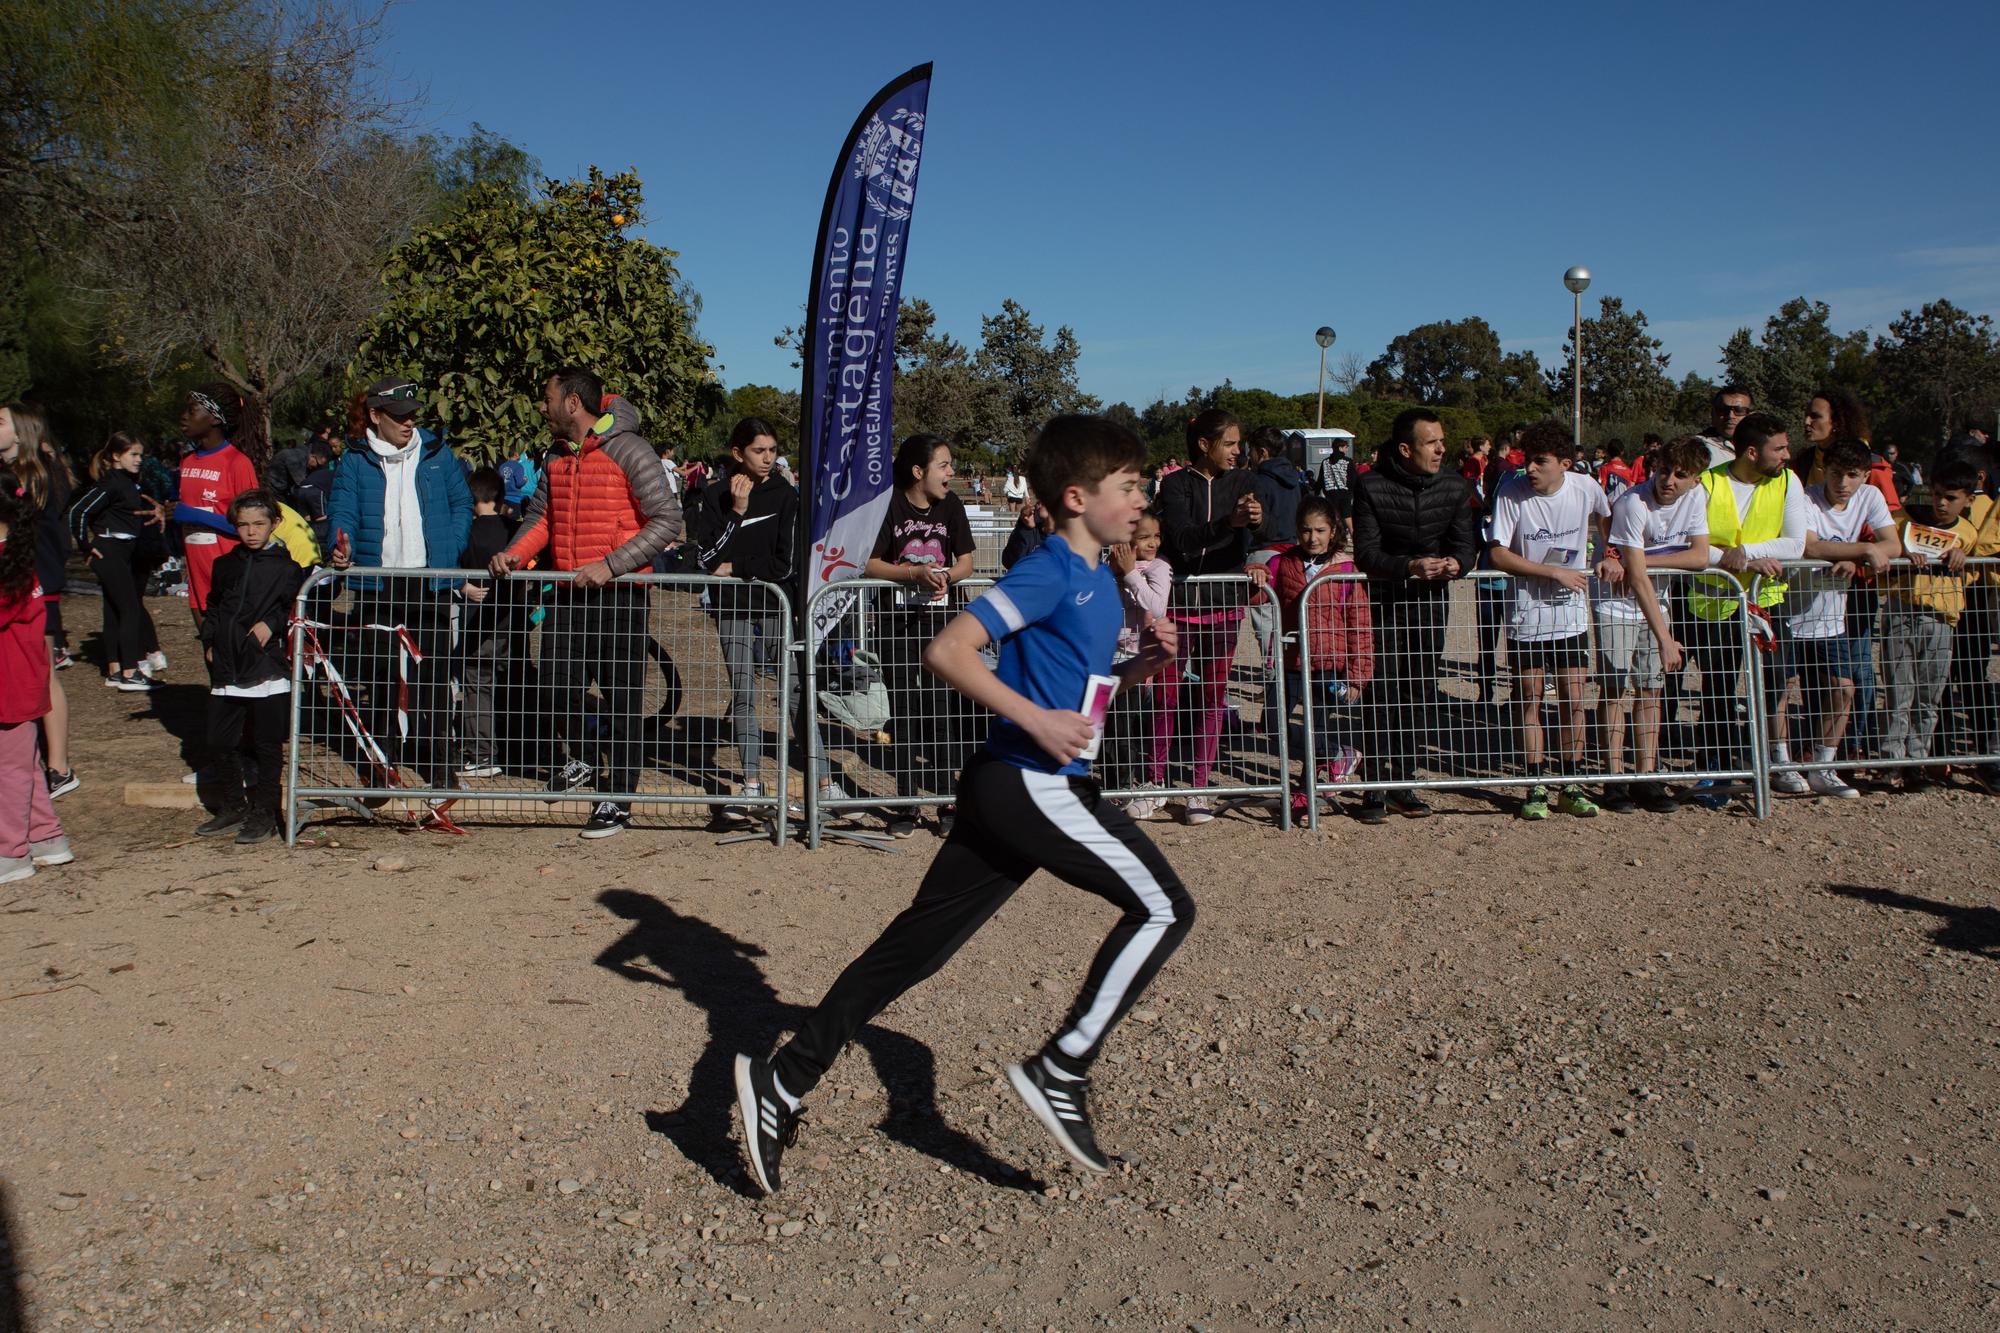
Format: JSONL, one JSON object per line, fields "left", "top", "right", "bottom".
{"left": 3, "top": 601, "right": 1997, "bottom": 1331}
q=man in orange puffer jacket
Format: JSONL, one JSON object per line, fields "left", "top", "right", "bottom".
{"left": 492, "top": 367, "right": 684, "bottom": 839}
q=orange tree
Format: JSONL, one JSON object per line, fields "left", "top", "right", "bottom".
{"left": 356, "top": 167, "right": 714, "bottom": 461}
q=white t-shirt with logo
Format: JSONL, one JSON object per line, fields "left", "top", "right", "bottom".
{"left": 1596, "top": 480, "right": 1711, "bottom": 621}
{"left": 1786, "top": 483, "right": 1893, "bottom": 638}
{"left": 1490, "top": 471, "right": 1609, "bottom": 642}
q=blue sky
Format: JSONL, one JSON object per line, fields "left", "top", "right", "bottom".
{"left": 385, "top": 0, "right": 2000, "bottom": 410}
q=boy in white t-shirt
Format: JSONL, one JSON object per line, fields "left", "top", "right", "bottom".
{"left": 1770, "top": 438, "right": 1899, "bottom": 799}
{"left": 1595, "top": 436, "right": 1712, "bottom": 813}
{"left": 1488, "top": 421, "right": 1614, "bottom": 820}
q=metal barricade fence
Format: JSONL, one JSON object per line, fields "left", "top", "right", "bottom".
{"left": 283, "top": 567, "right": 793, "bottom": 846}
{"left": 799, "top": 573, "right": 1289, "bottom": 848}
{"left": 1756, "top": 556, "right": 2000, "bottom": 793}
{"left": 1293, "top": 568, "right": 1766, "bottom": 830}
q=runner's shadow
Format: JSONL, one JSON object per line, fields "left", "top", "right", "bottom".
{"left": 594, "top": 890, "right": 1045, "bottom": 1196}
{"left": 0, "top": 1178, "right": 23, "bottom": 1333}
{"left": 1826, "top": 883, "right": 2000, "bottom": 958}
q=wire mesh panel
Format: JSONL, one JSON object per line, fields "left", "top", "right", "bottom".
{"left": 1759, "top": 556, "right": 2000, "bottom": 796}
{"left": 799, "top": 573, "right": 1288, "bottom": 847}
{"left": 284, "top": 568, "right": 792, "bottom": 844}
{"left": 1292, "top": 568, "right": 1764, "bottom": 829}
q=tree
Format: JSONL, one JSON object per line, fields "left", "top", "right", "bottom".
{"left": 974, "top": 299, "right": 1100, "bottom": 452}
{"left": 357, "top": 167, "right": 714, "bottom": 462}
{"left": 1361, "top": 315, "right": 1539, "bottom": 407}
{"left": 1671, "top": 370, "right": 1719, "bottom": 427}
{"left": 1546, "top": 296, "right": 1674, "bottom": 422}
{"left": 427, "top": 122, "right": 539, "bottom": 208}
{"left": 890, "top": 296, "right": 1005, "bottom": 453}
{"left": 1872, "top": 299, "right": 2000, "bottom": 445}
{"left": 1718, "top": 298, "right": 1871, "bottom": 422}
{"left": 72, "top": 3, "right": 436, "bottom": 448}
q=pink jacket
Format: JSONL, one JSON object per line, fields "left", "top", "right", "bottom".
{"left": 1118, "top": 558, "right": 1172, "bottom": 659}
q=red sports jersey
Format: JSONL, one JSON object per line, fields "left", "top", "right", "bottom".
{"left": 178, "top": 443, "right": 259, "bottom": 612}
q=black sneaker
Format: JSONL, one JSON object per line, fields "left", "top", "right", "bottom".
{"left": 734, "top": 1053, "right": 800, "bottom": 1196}
{"left": 1006, "top": 1058, "right": 1109, "bottom": 1173}
{"left": 885, "top": 813, "right": 917, "bottom": 838}
{"left": 546, "top": 758, "right": 593, "bottom": 793}
{"left": 580, "top": 801, "right": 630, "bottom": 839}
{"left": 46, "top": 768, "right": 80, "bottom": 799}
{"left": 1596, "top": 783, "right": 1637, "bottom": 814}
{"left": 1386, "top": 790, "right": 1432, "bottom": 818}
{"left": 235, "top": 809, "right": 278, "bottom": 845}
{"left": 1353, "top": 795, "right": 1389, "bottom": 825}
{"left": 1634, "top": 781, "right": 1679, "bottom": 814}
{"left": 196, "top": 807, "right": 246, "bottom": 837}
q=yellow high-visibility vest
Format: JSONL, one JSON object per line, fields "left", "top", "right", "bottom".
{"left": 1689, "top": 464, "right": 1790, "bottom": 620}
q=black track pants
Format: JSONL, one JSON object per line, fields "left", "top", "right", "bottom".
{"left": 773, "top": 754, "right": 1196, "bottom": 1097}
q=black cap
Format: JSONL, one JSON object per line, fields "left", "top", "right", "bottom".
{"left": 365, "top": 377, "right": 420, "bottom": 418}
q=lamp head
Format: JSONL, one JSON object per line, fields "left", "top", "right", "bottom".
{"left": 1563, "top": 266, "right": 1592, "bottom": 295}
{"left": 1314, "top": 326, "right": 1336, "bottom": 349}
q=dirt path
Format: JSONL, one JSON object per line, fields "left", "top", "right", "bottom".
{"left": 3, "top": 597, "right": 1996, "bottom": 1330}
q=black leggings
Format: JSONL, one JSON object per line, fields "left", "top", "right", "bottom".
{"left": 91, "top": 543, "right": 161, "bottom": 669}
{"left": 773, "top": 755, "right": 1196, "bottom": 1097}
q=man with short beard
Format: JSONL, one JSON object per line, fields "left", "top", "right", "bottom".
{"left": 1349, "top": 408, "right": 1479, "bottom": 822}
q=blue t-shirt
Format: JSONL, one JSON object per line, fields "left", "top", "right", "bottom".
{"left": 967, "top": 533, "right": 1122, "bottom": 777}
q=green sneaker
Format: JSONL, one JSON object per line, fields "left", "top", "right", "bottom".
{"left": 1520, "top": 784, "right": 1551, "bottom": 820}
{"left": 1556, "top": 784, "right": 1600, "bottom": 818}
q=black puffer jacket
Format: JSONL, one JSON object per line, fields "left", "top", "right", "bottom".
{"left": 1351, "top": 450, "right": 1480, "bottom": 602}
{"left": 200, "top": 540, "right": 306, "bottom": 690}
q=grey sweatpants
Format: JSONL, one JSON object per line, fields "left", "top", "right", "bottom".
{"left": 715, "top": 612, "right": 785, "bottom": 778}
{"left": 1881, "top": 606, "right": 1953, "bottom": 760}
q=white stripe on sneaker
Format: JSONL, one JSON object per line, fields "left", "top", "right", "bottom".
{"left": 1019, "top": 770, "right": 1176, "bottom": 1059}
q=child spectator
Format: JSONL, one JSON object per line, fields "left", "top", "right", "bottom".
{"left": 455, "top": 467, "right": 518, "bottom": 780}
{"left": 0, "top": 403, "right": 78, "bottom": 798}
{"left": 1272, "top": 498, "right": 1371, "bottom": 820}
{"left": 0, "top": 473, "right": 71, "bottom": 883}
{"left": 1596, "top": 436, "right": 1710, "bottom": 813}
{"left": 1487, "top": 420, "right": 1613, "bottom": 819}
{"left": 1880, "top": 459, "right": 1979, "bottom": 782}
{"left": 1112, "top": 512, "right": 1174, "bottom": 819}
{"left": 70, "top": 432, "right": 164, "bottom": 692}
{"left": 865, "top": 434, "right": 977, "bottom": 836}
{"left": 1770, "top": 439, "right": 1899, "bottom": 799}
{"left": 692, "top": 418, "right": 800, "bottom": 818}
{"left": 196, "top": 491, "right": 305, "bottom": 845}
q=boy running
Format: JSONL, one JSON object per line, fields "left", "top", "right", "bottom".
{"left": 735, "top": 416, "right": 1194, "bottom": 1194}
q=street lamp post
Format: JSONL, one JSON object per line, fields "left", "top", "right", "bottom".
{"left": 1314, "top": 326, "right": 1336, "bottom": 429}
{"left": 1563, "top": 267, "right": 1591, "bottom": 457}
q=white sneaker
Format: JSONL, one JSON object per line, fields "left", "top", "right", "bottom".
{"left": 0, "top": 856, "right": 34, "bottom": 885}
{"left": 1125, "top": 795, "right": 1163, "bottom": 822}
{"left": 31, "top": 835, "right": 74, "bottom": 866}
{"left": 1181, "top": 794, "right": 1214, "bottom": 825}
{"left": 1807, "top": 769, "right": 1860, "bottom": 800}
{"left": 1772, "top": 769, "right": 1810, "bottom": 795}
{"left": 146, "top": 651, "right": 169, "bottom": 674}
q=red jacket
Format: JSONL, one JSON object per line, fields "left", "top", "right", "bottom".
{"left": 1272, "top": 546, "right": 1374, "bottom": 686}
{"left": 0, "top": 548, "right": 49, "bottom": 725}
{"left": 505, "top": 395, "right": 683, "bottom": 575}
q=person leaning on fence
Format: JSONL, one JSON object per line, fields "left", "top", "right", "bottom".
{"left": 1152, "top": 408, "right": 1264, "bottom": 825}
{"left": 452, "top": 468, "right": 519, "bottom": 781}
{"left": 733, "top": 413, "right": 1194, "bottom": 1196}
{"left": 865, "top": 434, "right": 978, "bottom": 836}
{"left": 1879, "top": 459, "right": 1980, "bottom": 783}
{"left": 194, "top": 491, "right": 305, "bottom": 846}
{"left": 325, "top": 378, "right": 473, "bottom": 796}
{"left": 691, "top": 416, "right": 800, "bottom": 821}
{"left": 1767, "top": 438, "right": 1900, "bottom": 800}
{"left": 1112, "top": 510, "right": 1174, "bottom": 819}
{"left": 492, "top": 368, "right": 682, "bottom": 840}
{"left": 1595, "top": 435, "right": 1711, "bottom": 814}
{"left": 1348, "top": 408, "right": 1479, "bottom": 823}
{"left": 1272, "top": 497, "right": 1371, "bottom": 821}
{"left": 1486, "top": 421, "right": 1614, "bottom": 820}
{"left": 1682, "top": 411, "right": 1807, "bottom": 808}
